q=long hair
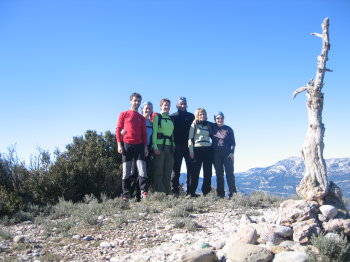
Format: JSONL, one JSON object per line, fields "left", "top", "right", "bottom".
{"left": 194, "top": 108, "right": 207, "bottom": 121}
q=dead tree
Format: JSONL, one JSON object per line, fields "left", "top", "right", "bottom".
{"left": 293, "top": 18, "right": 332, "bottom": 204}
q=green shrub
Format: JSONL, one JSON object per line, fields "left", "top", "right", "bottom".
{"left": 171, "top": 217, "right": 198, "bottom": 231}
{"left": 308, "top": 233, "right": 350, "bottom": 262}
{"left": 47, "top": 130, "right": 122, "bottom": 203}
{"left": 0, "top": 186, "right": 23, "bottom": 216}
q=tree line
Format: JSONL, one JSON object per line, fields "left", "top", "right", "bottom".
{"left": 0, "top": 130, "right": 123, "bottom": 217}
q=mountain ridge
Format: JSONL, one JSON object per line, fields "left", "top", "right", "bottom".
{"left": 180, "top": 156, "right": 350, "bottom": 198}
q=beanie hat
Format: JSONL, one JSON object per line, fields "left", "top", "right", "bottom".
{"left": 214, "top": 111, "right": 224, "bottom": 120}
{"left": 177, "top": 96, "right": 187, "bottom": 104}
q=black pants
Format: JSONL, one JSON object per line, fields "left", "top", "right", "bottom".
{"left": 213, "top": 150, "right": 236, "bottom": 197}
{"left": 122, "top": 143, "right": 148, "bottom": 198}
{"left": 189, "top": 146, "right": 213, "bottom": 195}
{"left": 171, "top": 144, "right": 192, "bottom": 194}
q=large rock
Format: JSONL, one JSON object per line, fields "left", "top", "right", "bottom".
{"left": 324, "top": 182, "right": 348, "bottom": 218}
{"left": 231, "top": 225, "right": 257, "bottom": 244}
{"left": 179, "top": 248, "right": 217, "bottom": 262}
{"left": 274, "top": 200, "right": 319, "bottom": 226}
{"left": 293, "top": 218, "right": 321, "bottom": 244}
{"left": 257, "top": 224, "right": 292, "bottom": 245}
{"left": 225, "top": 243, "right": 274, "bottom": 262}
{"left": 322, "top": 218, "right": 350, "bottom": 235}
{"left": 273, "top": 251, "right": 308, "bottom": 262}
{"left": 319, "top": 205, "right": 338, "bottom": 219}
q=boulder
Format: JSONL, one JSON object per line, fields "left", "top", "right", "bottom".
{"left": 319, "top": 205, "right": 338, "bottom": 219}
{"left": 231, "top": 225, "right": 257, "bottom": 244}
{"left": 274, "top": 200, "right": 319, "bottom": 226}
{"left": 225, "top": 243, "right": 273, "bottom": 262}
{"left": 258, "top": 224, "right": 292, "bottom": 245}
{"left": 293, "top": 218, "right": 321, "bottom": 244}
{"left": 324, "top": 181, "right": 348, "bottom": 218}
{"left": 322, "top": 218, "right": 350, "bottom": 235}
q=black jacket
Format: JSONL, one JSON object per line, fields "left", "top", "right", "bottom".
{"left": 171, "top": 110, "right": 195, "bottom": 145}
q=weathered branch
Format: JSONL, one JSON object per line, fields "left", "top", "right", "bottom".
{"left": 292, "top": 86, "right": 307, "bottom": 99}
{"left": 311, "top": 33, "right": 322, "bottom": 38}
{"left": 293, "top": 79, "right": 314, "bottom": 99}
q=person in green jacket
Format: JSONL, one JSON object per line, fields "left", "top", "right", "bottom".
{"left": 152, "top": 98, "right": 175, "bottom": 194}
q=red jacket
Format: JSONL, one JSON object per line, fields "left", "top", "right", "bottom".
{"left": 116, "top": 110, "right": 147, "bottom": 145}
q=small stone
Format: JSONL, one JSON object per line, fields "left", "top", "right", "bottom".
{"left": 325, "top": 232, "right": 342, "bottom": 241}
{"left": 318, "top": 213, "right": 327, "bottom": 222}
{"left": 13, "top": 235, "right": 26, "bottom": 243}
{"left": 83, "top": 235, "right": 94, "bottom": 241}
{"left": 209, "top": 240, "right": 226, "bottom": 249}
{"left": 72, "top": 235, "right": 81, "bottom": 240}
{"left": 100, "top": 241, "right": 114, "bottom": 248}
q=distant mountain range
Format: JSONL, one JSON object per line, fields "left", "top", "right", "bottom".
{"left": 180, "top": 157, "right": 350, "bottom": 198}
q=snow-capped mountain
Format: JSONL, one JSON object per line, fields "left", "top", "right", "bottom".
{"left": 180, "top": 157, "right": 350, "bottom": 198}
{"left": 235, "top": 157, "right": 350, "bottom": 198}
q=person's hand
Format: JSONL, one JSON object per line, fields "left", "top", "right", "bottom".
{"left": 118, "top": 145, "right": 124, "bottom": 154}
{"left": 154, "top": 149, "right": 160, "bottom": 155}
{"left": 229, "top": 153, "right": 234, "bottom": 161}
{"left": 190, "top": 152, "right": 194, "bottom": 159}
{"left": 120, "top": 129, "right": 127, "bottom": 136}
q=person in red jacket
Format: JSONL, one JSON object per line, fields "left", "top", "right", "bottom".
{"left": 116, "top": 92, "right": 148, "bottom": 201}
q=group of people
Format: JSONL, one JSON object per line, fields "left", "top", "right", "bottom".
{"left": 116, "top": 92, "right": 237, "bottom": 201}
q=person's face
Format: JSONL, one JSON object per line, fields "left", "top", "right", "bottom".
{"left": 130, "top": 97, "right": 141, "bottom": 111}
{"left": 142, "top": 105, "right": 152, "bottom": 118}
{"left": 215, "top": 115, "right": 224, "bottom": 127}
{"left": 198, "top": 111, "right": 207, "bottom": 121}
{"left": 161, "top": 101, "right": 170, "bottom": 114}
{"left": 177, "top": 101, "right": 187, "bottom": 112}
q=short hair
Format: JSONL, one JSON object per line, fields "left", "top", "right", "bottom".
{"left": 130, "top": 92, "right": 142, "bottom": 101}
{"left": 160, "top": 98, "right": 171, "bottom": 107}
{"left": 194, "top": 108, "right": 207, "bottom": 121}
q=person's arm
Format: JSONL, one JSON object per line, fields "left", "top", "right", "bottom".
{"left": 188, "top": 123, "right": 195, "bottom": 159}
{"left": 141, "top": 117, "right": 148, "bottom": 157}
{"left": 229, "top": 127, "right": 235, "bottom": 160}
{"left": 116, "top": 113, "right": 124, "bottom": 154}
{"left": 152, "top": 114, "right": 160, "bottom": 155}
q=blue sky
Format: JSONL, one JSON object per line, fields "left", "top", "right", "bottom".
{"left": 1, "top": 0, "right": 349, "bottom": 172}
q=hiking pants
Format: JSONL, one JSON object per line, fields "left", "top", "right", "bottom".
{"left": 122, "top": 143, "right": 148, "bottom": 198}
{"left": 171, "top": 143, "right": 192, "bottom": 195}
{"left": 153, "top": 144, "right": 174, "bottom": 194}
{"left": 130, "top": 150, "right": 154, "bottom": 199}
{"left": 189, "top": 146, "right": 213, "bottom": 196}
{"left": 213, "top": 150, "right": 237, "bottom": 197}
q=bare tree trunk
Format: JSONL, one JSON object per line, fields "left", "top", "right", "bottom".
{"left": 293, "top": 18, "right": 332, "bottom": 204}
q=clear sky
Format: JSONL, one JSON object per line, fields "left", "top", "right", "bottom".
{"left": 1, "top": 0, "right": 349, "bottom": 172}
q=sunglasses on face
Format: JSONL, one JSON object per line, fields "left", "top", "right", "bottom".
{"left": 216, "top": 117, "right": 224, "bottom": 120}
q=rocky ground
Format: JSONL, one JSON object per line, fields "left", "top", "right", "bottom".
{"left": 0, "top": 193, "right": 349, "bottom": 262}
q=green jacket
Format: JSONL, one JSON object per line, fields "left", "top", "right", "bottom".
{"left": 152, "top": 113, "right": 174, "bottom": 150}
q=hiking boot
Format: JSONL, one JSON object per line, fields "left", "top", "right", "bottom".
{"left": 141, "top": 192, "right": 148, "bottom": 199}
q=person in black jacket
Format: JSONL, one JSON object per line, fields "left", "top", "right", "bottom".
{"left": 171, "top": 97, "right": 195, "bottom": 196}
